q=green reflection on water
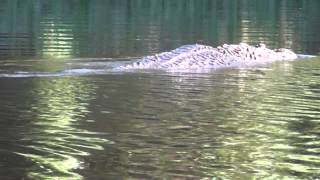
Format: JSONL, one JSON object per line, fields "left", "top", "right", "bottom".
{"left": 18, "top": 77, "right": 109, "bottom": 179}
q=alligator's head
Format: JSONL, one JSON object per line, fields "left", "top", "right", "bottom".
{"left": 252, "top": 43, "right": 297, "bottom": 61}
{"left": 273, "top": 48, "right": 298, "bottom": 60}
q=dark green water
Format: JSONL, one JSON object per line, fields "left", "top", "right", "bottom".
{"left": 0, "top": 0, "right": 320, "bottom": 179}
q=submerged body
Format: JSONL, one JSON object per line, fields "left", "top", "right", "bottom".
{"left": 117, "top": 43, "right": 298, "bottom": 70}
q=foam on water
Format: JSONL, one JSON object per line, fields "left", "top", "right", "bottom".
{"left": 297, "top": 54, "right": 317, "bottom": 59}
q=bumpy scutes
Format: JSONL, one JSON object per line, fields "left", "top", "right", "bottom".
{"left": 117, "top": 43, "right": 297, "bottom": 70}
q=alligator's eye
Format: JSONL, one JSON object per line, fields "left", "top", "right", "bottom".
{"left": 275, "top": 48, "right": 284, "bottom": 52}
{"left": 255, "top": 43, "right": 265, "bottom": 48}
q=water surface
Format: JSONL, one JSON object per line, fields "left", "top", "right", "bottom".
{"left": 0, "top": 0, "right": 320, "bottom": 179}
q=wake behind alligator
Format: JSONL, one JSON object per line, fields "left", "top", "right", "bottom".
{"left": 116, "top": 43, "right": 300, "bottom": 71}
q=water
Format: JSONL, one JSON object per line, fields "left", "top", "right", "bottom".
{"left": 0, "top": 0, "right": 320, "bottom": 179}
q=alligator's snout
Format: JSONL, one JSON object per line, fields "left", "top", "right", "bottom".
{"left": 274, "top": 48, "right": 298, "bottom": 60}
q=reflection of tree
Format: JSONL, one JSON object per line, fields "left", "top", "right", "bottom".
{"left": 0, "top": 0, "right": 319, "bottom": 60}
{"left": 295, "top": 0, "right": 320, "bottom": 54}
{"left": 0, "top": 0, "right": 36, "bottom": 59}
{"left": 35, "top": 0, "right": 89, "bottom": 59}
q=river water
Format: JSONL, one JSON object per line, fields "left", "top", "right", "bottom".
{"left": 0, "top": 0, "right": 320, "bottom": 179}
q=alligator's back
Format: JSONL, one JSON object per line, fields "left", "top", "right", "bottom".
{"left": 119, "top": 44, "right": 217, "bottom": 69}
{"left": 117, "top": 43, "right": 298, "bottom": 70}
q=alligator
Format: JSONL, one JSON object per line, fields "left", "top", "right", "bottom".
{"left": 116, "top": 43, "right": 298, "bottom": 71}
